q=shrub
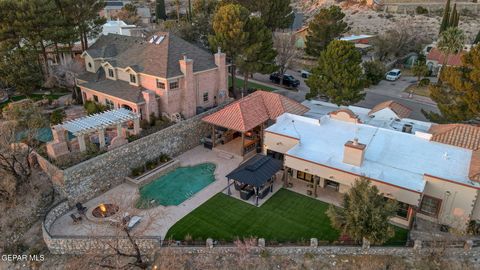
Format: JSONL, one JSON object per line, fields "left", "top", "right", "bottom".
{"left": 159, "top": 153, "right": 170, "bottom": 163}
{"left": 149, "top": 113, "right": 157, "bottom": 126}
{"left": 363, "top": 61, "right": 386, "bottom": 86}
{"left": 416, "top": 6, "right": 428, "bottom": 15}
{"left": 419, "top": 78, "right": 430, "bottom": 87}
{"left": 50, "top": 109, "right": 65, "bottom": 125}
{"left": 140, "top": 119, "right": 150, "bottom": 129}
{"left": 84, "top": 100, "right": 107, "bottom": 115}
{"left": 131, "top": 166, "right": 145, "bottom": 177}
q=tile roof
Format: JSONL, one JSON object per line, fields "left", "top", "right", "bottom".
{"left": 427, "top": 47, "right": 465, "bottom": 67}
{"left": 202, "top": 91, "right": 309, "bottom": 132}
{"left": 85, "top": 33, "right": 217, "bottom": 78}
{"left": 428, "top": 124, "right": 480, "bottom": 150}
{"left": 469, "top": 150, "right": 480, "bottom": 182}
{"left": 81, "top": 79, "right": 145, "bottom": 104}
{"left": 368, "top": 100, "right": 412, "bottom": 118}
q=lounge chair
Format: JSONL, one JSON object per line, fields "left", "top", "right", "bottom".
{"left": 75, "top": 203, "right": 87, "bottom": 215}
{"left": 70, "top": 214, "right": 82, "bottom": 224}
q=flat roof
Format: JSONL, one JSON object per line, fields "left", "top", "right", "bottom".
{"left": 340, "top": 34, "right": 374, "bottom": 41}
{"left": 266, "top": 113, "right": 479, "bottom": 192}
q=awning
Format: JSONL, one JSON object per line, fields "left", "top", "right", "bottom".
{"left": 226, "top": 154, "right": 282, "bottom": 188}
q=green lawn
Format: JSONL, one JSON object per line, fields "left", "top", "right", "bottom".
{"left": 228, "top": 76, "right": 277, "bottom": 92}
{"left": 166, "top": 189, "right": 409, "bottom": 245}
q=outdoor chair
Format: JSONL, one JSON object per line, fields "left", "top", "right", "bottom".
{"left": 70, "top": 214, "right": 82, "bottom": 224}
{"left": 234, "top": 181, "right": 247, "bottom": 191}
{"left": 75, "top": 203, "right": 87, "bottom": 215}
{"left": 240, "top": 189, "right": 253, "bottom": 200}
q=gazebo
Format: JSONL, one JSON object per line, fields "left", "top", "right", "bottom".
{"left": 46, "top": 108, "right": 140, "bottom": 159}
{"left": 226, "top": 154, "right": 283, "bottom": 206}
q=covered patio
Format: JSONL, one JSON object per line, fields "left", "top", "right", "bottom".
{"left": 225, "top": 154, "right": 283, "bottom": 206}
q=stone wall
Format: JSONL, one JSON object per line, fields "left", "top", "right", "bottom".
{"left": 38, "top": 103, "right": 229, "bottom": 204}
{"left": 382, "top": 2, "right": 479, "bottom": 14}
{"left": 42, "top": 200, "right": 161, "bottom": 255}
{"left": 125, "top": 159, "right": 180, "bottom": 187}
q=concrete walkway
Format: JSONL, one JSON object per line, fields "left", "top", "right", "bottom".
{"left": 49, "top": 146, "right": 243, "bottom": 239}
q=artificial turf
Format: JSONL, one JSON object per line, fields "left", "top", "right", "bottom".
{"left": 166, "top": 189, "right": 409, "bottom": 244}
{"left": 228, "top": 76, "right": 278, "bottom": 92}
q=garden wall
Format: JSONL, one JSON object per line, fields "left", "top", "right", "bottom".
{"left": 39, "top": 103, "right": 229, "bottom": 205}
{"left": 382, "top": 2, "right": 479, "bottom": 14}
{"left": 43, "top": 200, "right": 161, "bottom": 255}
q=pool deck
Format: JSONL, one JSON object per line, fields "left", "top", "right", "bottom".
{"left": 49, "top": 146, "right": 243, "bottom": 238}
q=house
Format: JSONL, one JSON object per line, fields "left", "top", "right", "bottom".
{"left": 294, "top": 28, "right": 374, "bottom": 51}
{"left": 76, "top": 32, "right": 228, "bottom": 121}
{"left": 100, "top": 1, "right": 130, "bottom": 19}
{"left": 201, "top": 90, "right": 309, "bottom": 159}
{"left": 263, "top": 103, "right": 480, "bottom": 230}
{"left": 102, "top": 19, "right": 144, "bottom": 37}
{"left": 426, "top": 47, "right": 466, "bottom": 76}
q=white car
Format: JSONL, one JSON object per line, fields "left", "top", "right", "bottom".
{"left": 385, "top": 69, "right": 402, "bottom": 81}
{"left": 300, "top": 70, "right": 311, "bottom": 78}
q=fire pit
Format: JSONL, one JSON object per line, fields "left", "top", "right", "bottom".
{"left": 91, "top": 203, "right": 119, "bottom": 218}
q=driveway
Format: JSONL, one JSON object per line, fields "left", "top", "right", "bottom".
{"left": 252, "top": 69, "right": 308, "bottom": 102}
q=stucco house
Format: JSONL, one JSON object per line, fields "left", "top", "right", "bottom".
{"left": 76, "top": 32, "right": 228, "bottom": 121}
{"left": 426, "top": 47, "right": 466, "bottom": 76}
{"left": 263, "top": 102, "right": 480, "bottom": 230}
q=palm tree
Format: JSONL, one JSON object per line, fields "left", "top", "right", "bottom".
{"left": 437, "top": 27, "right": 466, "bottom": 75}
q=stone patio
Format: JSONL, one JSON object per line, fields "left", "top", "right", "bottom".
{"left": 49, "top": 145, "right": 243, "bottom": 239}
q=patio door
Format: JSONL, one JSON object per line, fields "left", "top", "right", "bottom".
{"left": 324, "top": 180, "right": 340, "bottom": 192}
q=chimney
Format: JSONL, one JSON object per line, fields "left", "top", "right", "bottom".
{"left": 214, "top": 47, "right": 227, "bottom": 104}
{"left": 179, "top": 54, "right": 196, "bottom": 118}
{"left": 343, "top": 138, "right": 366, "bottom": 167}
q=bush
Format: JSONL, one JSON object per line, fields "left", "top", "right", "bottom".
{"left": 416, "top": 6, "right": 428, "bottom": 15}
{"left": 140, "top": 119, "right": 150, "bottom": 129}
{"left": 50, "top": 109, "right": 65, "bottom": 125}
{"left": 149, "top": 113, "right": 157, "bottom": 126}
{"left": 84, "top": 100, "right": 107, "bottom": 115}
{"left": 419, "top": 78, "right": 430, "bottom": 87}
{"left": 363, "top": 61, "right": 386, "bottom": 86}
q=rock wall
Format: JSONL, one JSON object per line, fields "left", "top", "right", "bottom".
{"left": 382, "top": 2, "right": 479, "bottom": 14}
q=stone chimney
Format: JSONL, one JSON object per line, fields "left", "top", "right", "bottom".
{"left": 142, "top": 90, "right": 159, "bottom": 122}
{"left": 214, "top": 47, "right": 227, "bottom": 103}
{"left": 179, "top": 54, "right": 196, "bottom": 118}
{"left": 343, "top": 138, "right": 366, "bottom": 167}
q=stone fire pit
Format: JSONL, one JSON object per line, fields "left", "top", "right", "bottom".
{"left": 86, "top": 203, "right": 120, "bottom": 223}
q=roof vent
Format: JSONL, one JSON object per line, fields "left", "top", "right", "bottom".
{"left": 402, "top": 124, "right": 413, "bottom": 134}
{"left": 443, "top": 152, "right": 449, "bottom": 160}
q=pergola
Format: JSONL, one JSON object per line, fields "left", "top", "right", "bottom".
{"left": 60, "top": 108, "right": 140, "bottom": 152}
{"left": 226, "top": 154, "right": 283, "bottom": 206}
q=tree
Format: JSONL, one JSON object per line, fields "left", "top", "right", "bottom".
{"left": 156, "top": 0, "right": 166, "bottom": 21}
{"left": 306, "top": 40, "right": 365, "bottom": 105}
{"left": 209, "top": 4, "right": 250, "bottom": 97}
{"left": 115, "top": 3, "right": 141, "bottom": 24}
{"left": 423, "top": 46, "right": 480, "bottom": 123}
{"left": 326, "top": 178, "right": 398, "bottom": 245}
{"left": 236, "top": 17, "right": 277, "bottom": 95}
{"left": 474, "top": 29, "right": 480, "bottom": 44}
{"left": 437, "top": 27, "right": 466, "bottom": 70}
{"left": 305, "top": 6, "right": 349, "bottom": 57}
{"left": 439, "top": 0, "right": 451, "bottom": 34}
{"left": 273, "top": 31, "right": 297, "bottom": 79}
{"left": 449, "top": 3, "right": 459, "bottom": 28}
{"left": 362, "top": 61, "right": 386, "bottom": 86}
{"left": 411, "top": 60, "right": 429, "bottom": 85}
{"left": 0, "top": 47, "right": 43, "bottom": 95}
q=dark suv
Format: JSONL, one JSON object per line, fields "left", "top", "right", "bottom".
{"left": 269, "top": 72, "right": 300, "bottom": 88}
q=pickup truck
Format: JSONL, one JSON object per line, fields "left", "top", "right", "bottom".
{"left": 269, "top": 72, "right": 300, "bottom": 88}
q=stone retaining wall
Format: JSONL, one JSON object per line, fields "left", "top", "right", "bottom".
{"left": 39, "top": 103, "right": 229, "bottom": 204}
{"left": 125, "top": 159, "right": 180, "bottom": 187}
{"left": 382, "top": 2, "right": 479, "bottom": 14}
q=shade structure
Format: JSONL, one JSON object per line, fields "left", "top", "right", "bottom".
{"left": 226, "top": 154, "right": 282, "bottom": 188}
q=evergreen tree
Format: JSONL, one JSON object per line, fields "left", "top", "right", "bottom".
{"left": 449, "top": 3, "right": 459, "bottom": 28}
{"left": 327, "top": 178, "right": 398, "bottom": 245}
{"left": 0, "top": 47, "right": 43, "bottom": 95}
{"left": 439, "top": 0, "right": 451, "bottom": 34}
{"left": 411, "top": 60, "right": 429, "bottom": 85}
{"left": 305, "top": 6, "right": 349, "bottom": 57}
{"left": 423, "top": 46, "right": 480, "bottom": 122}
{"left": 306, "top": 40, "right": 365, "bottom": 105}
{"left": 362, "top": 61, "right": 386, "bottom": 86}
{"left": 437, "top": 27, "right": 466, "bottom": 70}
{"left": 156, "top": 0, "right": 166, "bottom": 21}
{"left": 475, "top": 29, "right": 480, "bottom": 44}
{"left": 236, "top": 17, "right": 277, "bottom": 95}
{"left": 209, "top": 3, "right": 250, "bottom": 96}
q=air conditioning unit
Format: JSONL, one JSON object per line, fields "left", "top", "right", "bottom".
{"left": 402, "top": 124, "right": 413, "bottom": 134}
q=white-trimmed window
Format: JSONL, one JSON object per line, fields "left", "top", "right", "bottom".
{"left": 88, "top": 62, "right": 92, "bottom": 69}
{"left": 156, "top": 79, "right": 165, "bottom": 89}
{"left": 108, "top": 68, "right": 114, "bottom": 78}
{"left": 203, "top": 92, "right": 209, "bottom": 102}
{"left": 169, "top": 81, "right": 179, "bottom": 89}
{"left": 130, "top": 74, "right": 137, "bottom": 84}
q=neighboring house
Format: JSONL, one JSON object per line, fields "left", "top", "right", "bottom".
{"left": 46, "top": 43, "right": 83, "bottom": 67}
{"left": 264, "top": 102, "right": 480, "bottom": 230}
{"left": 100, "top": 1, "right": 131, "bottom": 19}
{"left": 102, "top": 19, "right": 144, "bottom": 37}
{"left": 294, "top": 28, "right": 374, "bottom": 51}
{"left": 76, "top": 32, "right": 228, "bottom": 121}
{"left": 426, "top": 47, "right": 465, "bottom": 76}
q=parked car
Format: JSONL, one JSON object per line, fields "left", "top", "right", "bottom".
{"left": 385, "top": 69, "right": 402, "bottom": 81}
{"left": 269, "top": 72, "right": 300, "bottom": 88}
{"left": 300, "top": 70, "right": 311, "bottom": 78}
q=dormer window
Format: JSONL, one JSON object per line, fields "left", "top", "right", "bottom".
{"left": 108, "top": 68, "right": 114, "bottom": 78}
{"left": 88, "top": 62, "right": 92, "bottom": 68}
{"left": 130, "top": 74, "right": 137, "bottom": 84}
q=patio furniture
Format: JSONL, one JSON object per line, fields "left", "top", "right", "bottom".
{"left": 307, "top": 190, "right": 313, "bottom": 196}
{"left": 258, "top": 186, "right": 271, "bottom": 199}
{"left": 287, "top": 182, "right": 293, "bottom": 188}
{"left": 234, "top": 181, "right": 247, "bottom": 191}
{"left": 240, "top": 188, "right": 254, "bottom": 200}
{"left": 128, "top": 216, "right": 142, "bottom": 230}
{"left": 75, "top": 203, "right": 87, "bottom": 215}
{"left": 70, "top": 214, "right": 82, "bottom": 224}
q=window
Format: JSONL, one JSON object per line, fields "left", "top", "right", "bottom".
{"left": 420, "top": 195, "right": 441, "bottom": 217}
{"left": 88, "top": 62, "right": 92, "bottom": 68}
{"left": 108, "top": 68, "right": 114, "bottom": 78}
{"left": 93, "top": 95, "right": 98, "bottom": 102}
{"left": 170, "top": 81, "right": 179, "bottom": 89}
{"left": 130, "top": 74, "right": 137, "bottom": 84}
{"left": 396, "top": 201, "right": 410, "bottom": 219}
{"left": 105, "top": 99, "right": 114, "bottom": 109}
{"left": 156, "top": 79, "right": 165, "bottom": 89}
{"left": 203, "top": 92, "right": 209, "bottom": 102}
{"left": 296, "top": 171, "right": 313, "bottom": 183}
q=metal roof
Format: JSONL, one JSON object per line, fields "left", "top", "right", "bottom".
{"left": 226, "top": 154, "right": 283, "bottom": 187}
{"left": 61, "top": 108, "right": 139, "bottom": 135}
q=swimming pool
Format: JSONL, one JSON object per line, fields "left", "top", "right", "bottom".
{"left": 136, "top": 162, "right": 216, "bottom": 207}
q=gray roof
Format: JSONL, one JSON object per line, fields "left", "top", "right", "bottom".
{"left": 82, "top": 79, "right": 145, "bottom": 104}
{"left": 226, "top": 155, "right": 283, "bottom": 188}
{"left": 85, "top": 33, "right": 217, "bottom": 78}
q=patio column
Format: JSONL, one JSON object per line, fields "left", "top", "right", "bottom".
{"left": 283, "top": 166, "right": 288, "bottom": 187}
{"left": 314, "top": 176, "right": 319, "bottom": 197}
{"left": 227, "top": 178, "right": 231, "bottom": 195}
{"left": 133, "top": 118, "right": 140, "bottom": 135}
{"left": 98, "top": 129, "right": 106, "bottom": 148}
{"left": 254, "top": 187, "right": 259, "bottom": 206}
{"left": 212, "top": 125, "right": 216, "bottom": 148}
{"left": 78, "top": 134, "right": 87, "bottom": 152}
{"left": 241, "top": 132, "right": 245, "bottom": 156}
{"left": 116, "top": 124, "right": 124, "bottom": 138}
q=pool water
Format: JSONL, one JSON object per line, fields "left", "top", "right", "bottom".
{"left": 137, "top": 163, "right": 216, "bottom": 207}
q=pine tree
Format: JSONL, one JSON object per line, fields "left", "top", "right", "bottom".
{"left": 474, "top": 29, "right": 480, "bottom": 44}
{"left": 305, "top": 40, "right": 365, "bottom": 105}
{"left": 439, "top": 0, "right": 451, "bottom": 34}
{"left": 305, "top": 5, "right": 349, "bottom": 57}
{"left": 156, "top": 0, "right": 166, "bottom": 21}
{"left": 326, "top": 178, "right": 398, "bottom": 245}
{"left": 449, "top": 3, "right": 459, "bottom": 28}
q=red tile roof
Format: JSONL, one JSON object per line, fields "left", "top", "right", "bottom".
{"left": 428, "top": 124, "right": 480, "bottom": 150}
{"left": 202, "top": 91, "right": 309, "bottom": 132}
{"left": 427, "top": 47, "right": 464, "bottom": 67}
{"left": 368, "top": 100, "right": 412, "bottom": 118}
